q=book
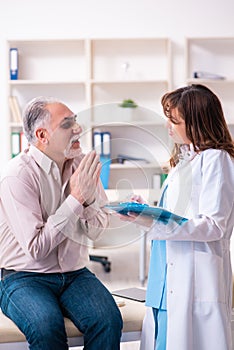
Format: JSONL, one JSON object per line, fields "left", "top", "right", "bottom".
{"left": 105, "top": 202, "right": 188, "bottom": 225}
{"left": 9, "top": 96, "right": 22, "bottom": 123}
{"left": 112, "top": 287, "right": 146, "bottom": 302}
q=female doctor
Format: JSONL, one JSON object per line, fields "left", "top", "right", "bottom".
{"left": 120, "top": 84, "right": 234, "bottom": 350}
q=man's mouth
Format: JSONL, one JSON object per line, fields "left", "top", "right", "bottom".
{"left": 71, "top": 138, "right": 80, "bottom": 149}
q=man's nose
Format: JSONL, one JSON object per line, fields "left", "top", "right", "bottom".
{"left": 72, "top": 122, "right": 82, "bottom": 133}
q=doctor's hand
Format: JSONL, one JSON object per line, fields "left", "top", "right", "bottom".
{"left": 118, "top": 212, "right": 153, "bottom": 228}
{"left": 129, "top": 194, "right": 147, "bottom": 204}
{"left": 70, "top": 150, "right": 101, "bottom": 205}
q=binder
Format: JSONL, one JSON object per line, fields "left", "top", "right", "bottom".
{"left": 102, "top": 132, "right": 111, "bottom": 156}
{"left": 93, "top": 132, "right": 102, "bottom": 155}
{"left": 11, "top": 132, "right": 20, "bottom": 157}
{"left": 100, "top": 156, "right": 111, "bottom": 189}
{"left": 10, "top": 48, "right": 18, "bottom": 80}
{"left": 93, "top": 131, "right": 111, "bottom": 156}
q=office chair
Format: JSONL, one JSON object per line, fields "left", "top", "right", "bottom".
{"left": 89, "top": 254, "right": 111, "bottom": 272}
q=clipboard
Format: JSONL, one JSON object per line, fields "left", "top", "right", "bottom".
{"left": 105, "top": 202, "right": 188, "bottom": 225}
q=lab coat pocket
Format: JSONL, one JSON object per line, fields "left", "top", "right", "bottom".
{"left": 194, "top": 251, "right": 225, "bottom": 302}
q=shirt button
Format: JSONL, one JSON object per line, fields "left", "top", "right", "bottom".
{"left": 170, "top": 290, "right": 173, "bottom": 294}
{"left": 170, "top": 262, "right": 173, "bottom": 266}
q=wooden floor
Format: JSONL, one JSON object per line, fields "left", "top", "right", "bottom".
{"left": 70, "top": 239, "right": 151, "bottom": 350}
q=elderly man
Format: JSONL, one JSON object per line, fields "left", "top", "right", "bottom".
{"left": 0, "top": 97, "right": 122, "bottom": 350}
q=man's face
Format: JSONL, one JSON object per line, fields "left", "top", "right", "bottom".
{"left": 42, "top": 102, "right": 83, "bottom": 161}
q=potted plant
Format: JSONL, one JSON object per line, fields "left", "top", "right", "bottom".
{"left": 118, "top": 99, "right": 138, "bottom": 121}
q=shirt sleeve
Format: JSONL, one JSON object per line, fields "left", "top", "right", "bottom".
{"left": 0, "top": 174, "right": 84, "bottom": 260}
{"left": 67, "top": 180, "right": 110, "bottom": 241}
{"left": 147, "top": 151, "right": 234, "bottom": 242}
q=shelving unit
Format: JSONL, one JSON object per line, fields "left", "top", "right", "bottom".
{"left": 6, "top": 37, "right": 172, "bottom": 198}
{"left": 89, "top": 38, "right": 172, "bottom": 197}
{"left": 185, "top": 37, "right": 234, "bottom": 127}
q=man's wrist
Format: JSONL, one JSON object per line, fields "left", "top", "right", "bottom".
{"left": 83, "top": 198, "right": 95, "bottom": 208}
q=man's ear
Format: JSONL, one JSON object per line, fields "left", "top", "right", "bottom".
{"left": 35, "top": 128, "right": 48, "bottom": 144}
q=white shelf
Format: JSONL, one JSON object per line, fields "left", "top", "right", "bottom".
{"left": 105, "top": 188, "right": 161, "bottom": 205}
{"left": 9, "top": 122, "right": 22, "bottom": 128}
{"left": 187, "top": 78, "right": 234, "bottom": 85}
{"left": 6, "top": 37, "right": 172, "bottom": 191}
{"left": 9, "top": 80, "right": 86, "bottom": 85}
{"left": 185, "top": 37, "right": 234, "bottom": 125}
{"left": 91, "top": 120, "right": 166, "bottom": 128}
{"left": 110, "top": 163, "right": 162, "bottom": 170}
{"left": 90, "top": 79, "right": 169, "bottom": 84}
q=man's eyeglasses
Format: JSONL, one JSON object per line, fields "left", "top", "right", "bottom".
{"left": 60, "top": 115, "right": 78, "bottom": 129}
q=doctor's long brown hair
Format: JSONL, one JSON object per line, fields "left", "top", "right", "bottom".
{"left": 161, "top": 84, "right": 234, "bottom": 167}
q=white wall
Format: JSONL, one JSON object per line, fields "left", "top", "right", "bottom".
{"left": 0, "top": 0, "right": 234, "bottom": 158}
{"left": 1, "top": 0, "right": 234, "bottom": 87}
{"left": 0, "top": 0, "right": 234, "bottom": 262}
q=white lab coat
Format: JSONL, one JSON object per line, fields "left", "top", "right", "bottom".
{"left": 140, "top": 149, "right": 234, "bottom": 350}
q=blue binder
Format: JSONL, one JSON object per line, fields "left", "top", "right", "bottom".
{"left": 10, "top": 48, "right": 18, "bottom": 80}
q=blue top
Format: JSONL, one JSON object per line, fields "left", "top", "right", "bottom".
{"left": 145, "top": 185, "right": 168, "bottom": 310}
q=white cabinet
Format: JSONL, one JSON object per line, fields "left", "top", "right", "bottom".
{"left": 185, "top": 37, "right": 234, "bottom": 127}
{"left": 89, "top": 38, "right": 172, "bottom": 198}
{"left": 90, "top": 38, "right": 171, "bottom": 114}
{"left": 6, "top": 38, "right": 172, "bottom": 200}
{"left": 7, "top": 39, "right": 90, "bottom": 159}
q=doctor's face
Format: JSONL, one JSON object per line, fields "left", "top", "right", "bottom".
{"left": 166, "top": 108, "right": 191, "bottom": 145}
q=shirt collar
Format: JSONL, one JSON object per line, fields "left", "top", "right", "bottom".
{"left": 28, "top": 145, "right": 55, "bottom": 174}
{"left": 179, "top": 143, "right": 198, "bottom": 162}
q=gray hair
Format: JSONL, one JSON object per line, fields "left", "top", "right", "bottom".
{"left": 23, "top": 96, "right": 61, "bottom": 144}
